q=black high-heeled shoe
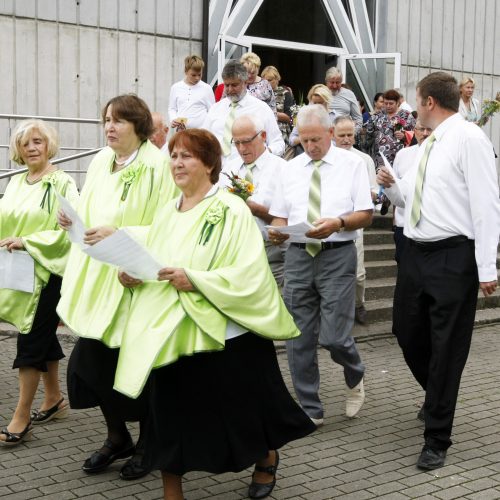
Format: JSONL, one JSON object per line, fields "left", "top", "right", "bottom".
{"left": 0, "top": 422, "right": 34, "bottom": 447}
{"left": 248, "top": 450, "right": 280, "bottom": 499}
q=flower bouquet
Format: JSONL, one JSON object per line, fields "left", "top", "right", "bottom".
{"left": 224, "top": 172, "right": 254, "bottom": 201}
{"left": 391, "top": 115, "right": 407, "bottom": 132}
{"left": 477, "top": 92, "right": 500, "bottom": 127}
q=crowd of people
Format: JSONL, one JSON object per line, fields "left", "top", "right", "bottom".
{"left": 0, "top": 51, "right": 498, "bottom": 500}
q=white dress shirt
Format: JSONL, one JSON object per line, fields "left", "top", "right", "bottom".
{"left": 202, "top": 93, "right": 285, "bottom": 162}
{"left": 220, "top": 149, "right": 287, "bottom": 239}
{"left": 168, "top": 79, "right": 215, "bottom": 129}
{"left": 392, "top": 144, "right": 420, "bottom": 227}
{"left": 270, "top": 145, "right": 373, "bottom": 242}
{"left": 385, "top": 113, "right": 500, "bottom": 281}
{"left": 350, "top": 148, "right": 378, "bottom": 194}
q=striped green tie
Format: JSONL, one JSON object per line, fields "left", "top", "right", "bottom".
{"left": 306, "top": 160, "right": 323, "bottom": 257}
{"left": 222, "top": 102, "right": 238, "bottom": 156}
{"left": 410, "top": 134, "right": 436, "bottom": 227}
{"left": 244, "top": 163, "right": 256, "bottom": 183}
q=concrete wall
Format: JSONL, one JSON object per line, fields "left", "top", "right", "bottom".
{"left": 378, "top": 0, "right": 500, "bottom": 159}
{"left": 0, "top": 0, "right": 204, "bottom": 188}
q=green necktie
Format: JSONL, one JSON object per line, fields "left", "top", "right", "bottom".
{"left": 222, "top": 102, "right": 238, "bottom": 156}
{"left": 410, "top": 134, "right": 436, "bottom": 227}
{"left": 306, "top": 160, "right": 323, "bottom": 257}
{"left": 244, "top": 163, "right": 256, "bottom": 183}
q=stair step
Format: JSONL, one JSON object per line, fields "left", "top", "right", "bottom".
{"left": 364, "top": 243, "right": 396, "bottom": 262}
{"left": 370, "top": 214, "right": 393, "bottom": 230}
{"left": 363, "top": 229, "right": 394, "bottom": 245}
{"left": 364, "top": 277, "right": 395, "bottom": 300}
{"left": 365, "top": 260, "right": 398, "bottom": 279}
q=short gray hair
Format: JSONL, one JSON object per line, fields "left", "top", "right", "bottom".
{"left": 233, "top": 114, "right": 265, "bottom": 134}
{"left": 10, "top": 119, "right": 59, "bottom": 165}
{"left": 297, "top": 104, "right": 332, "bottom": 130}
{"left": 325, "top": 67, "right": 342, "bottom": 81}
{"left": 333, "top": 115, "right": 354, "bottom": 128}
{"left": 222, "top": 60, "right": 248, "bottom": 82}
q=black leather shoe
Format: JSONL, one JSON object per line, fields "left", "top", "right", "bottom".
{"left": 119, "top": 454, "right": 151, "bottom": 480}
{"left": 82, "top": 438, "right": 135, "bottom": 474}
{"left": 248, "top": 450, "right": 279, "bottom": 499}
{"left": 416, "top": 445, "right": 446, "bottom": 470}
{"left": 417, "top": 404, "right": 425, "bottom": 422}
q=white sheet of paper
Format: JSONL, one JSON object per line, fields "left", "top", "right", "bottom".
{"left": 55, "top": 192, "right": 87, "bottom": 247}
{"left": 0, "top": 249, "right": 35, "bottom": 293}
{"left": 266, "top": 222, "right": 319, "bottom": 243}
{"left": 379, "top": 152, "right": 403, "bottom": 200}
{"left": 84, "top": 229, "right": 163, "bottom": 280}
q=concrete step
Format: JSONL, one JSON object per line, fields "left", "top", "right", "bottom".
{"left": 365, "top": 259, "right": 398, "bottom": 279}
{"left": 370, "top": 214, "right": 393, "bottom": 230}
{"left": 364, "top": 277, "right": 395, "bottom": 301}
{"left": 364, "top": 243, "right": 396, "bottom": 262}
{"left": 363, "top": 229, "right": 394, "bottom": 246}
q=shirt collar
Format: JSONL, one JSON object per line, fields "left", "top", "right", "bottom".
{"left": 300, "top": 144, "right": 336, "bottom": 167}
{"left": 431, "top": 113, "right": 463, "bottom": 142}
{"left": 176, "top": 185, "right": 218, "bottom": 209}
{"left": 242, "top": 148, "right": 270, "bottom": 170}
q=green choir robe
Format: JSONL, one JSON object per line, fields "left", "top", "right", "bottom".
{"left": 114, "top": 188, "right": 301, "bottom": 398}
{"left": 0, "top": 169, "right": 79, "bottom": 333}
{"left": 56, "top": 140, "right": 178, "bottom": 347}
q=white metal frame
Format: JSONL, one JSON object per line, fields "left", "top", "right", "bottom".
{"left": 217, "top": 35, "right": 252, "bottom": 82}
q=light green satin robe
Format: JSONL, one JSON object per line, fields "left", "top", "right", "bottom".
{"left": 114, "top": 189, "right": 300, "bottom": 398}
{"left": 57, "top": 141, "right": 178, "bottom": 347}
{"left": 0, "top": 169, "right": 79, "bottom": 333}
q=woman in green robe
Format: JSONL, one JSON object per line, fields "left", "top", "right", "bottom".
{"left": 116, "top": 129, "right": 315, "bottom": 500}
{"left": 57, "top": 95, "right": 178, "bottom": 480}
{"left": 0, "top": 119, "right": 78, "bottom": 446}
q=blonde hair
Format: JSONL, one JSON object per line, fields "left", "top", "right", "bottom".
{"left": 240, "top": 52, "right": 261, "bottom": 72}
{"left": 307, "top": 84, "right": 332, "bottom": 106}
{"left": 184, "top": 55, "right": 205, "bottom": 73}
{"left": 261, "top": 65, "right": 281, "bottom": 82}
{"left": 9, "top": 119, "right": 59, "bottom": 165}
{"left": 459, "top": 76, "right": 475, "bottom": 89}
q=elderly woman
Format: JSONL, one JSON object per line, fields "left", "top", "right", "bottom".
{"left": 0, "top": 120, "right": 78, "bottom": 445}
{"left": 240, "top": 52, "right": 277, "bottom": 115}
{"left": 114, "top": 129, "right": 315, "bottom": 500}
{"left": 289, "top": 84, "right": 334, "bottom": 148}
{"left": 459, "top": 77, "right": 480, "bottom": 123}
{"left": 261, "top": 65, "right": 295, "bottom": 143}
{"left": 57, "top": 94, "right": 178, "bottom": 479}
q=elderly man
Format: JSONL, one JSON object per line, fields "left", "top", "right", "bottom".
{"left": 378, "top": 72, "right": 500, "bottom": 470}
{"left": 392, "top": 119, "right": 432, "bottom": 263}
{"left": 269, "top": 104, "right": 373, "bottom": 425}
{"left": 325, "top": 67, "right": 363, "bottom": 130}
{"left": 202, "top": 60, "right": 284, "bottom": 162}
{"left": 149, "top": 112, "right": 169, "bottom": 155}
{"left": 220, "top": 115, "right": 287, "bottom": 285}
{"left": 332, "top": 116, "right": 377, "bottom": 325}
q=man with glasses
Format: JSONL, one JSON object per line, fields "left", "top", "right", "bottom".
{"left": 392, "top": 119, "right": 432, "bottom": 263}
{"left": 202, "top": 60, "right": 284, "bottom": 163}
{"left": 220, "top": 114, "right": 287, "bottom": 285}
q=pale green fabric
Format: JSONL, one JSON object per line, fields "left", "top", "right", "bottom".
{"left": 306, "top": 160, "right": 322, "bottom": 257}
{"left": 222, "top": 102, "right": 238, "bottom": 156}
{"left": 0, "top": 169, "right": 79, "bottom": 333}
{"left": 114, "top": 189, "right": 300, "bottom": 398}
{"left": 57, "top": 140, "right": 178, "bottom": 347}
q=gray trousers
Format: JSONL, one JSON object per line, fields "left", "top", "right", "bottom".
{"left": 283, "top": 243, "right": 365, "bottom": 419}
{"left": 265, "top": 240, "right": 285, "bottom": 288}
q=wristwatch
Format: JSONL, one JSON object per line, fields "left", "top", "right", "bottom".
{"left": 338, "top": 217, "right": 346, "bottom": 232}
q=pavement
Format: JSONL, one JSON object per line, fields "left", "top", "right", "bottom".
{"left": 1, "top": 324, "right": 500, "bottom": 500}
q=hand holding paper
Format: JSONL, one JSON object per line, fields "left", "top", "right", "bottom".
{"left": 55, "top": 192, "right": 88, "bottom": 247}
{"left": 266, "top": 222, "right": 319, "bottom": 243}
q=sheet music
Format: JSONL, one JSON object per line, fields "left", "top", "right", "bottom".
{"left": 55, "top": 192, "right": 87, "bottom": 247}
{"left": 84, "top": 229, "right": 164, "bottom": 280}
{"left": 0, "top": 249, "right": 35, "bottom": 293}
{"left": 266, "top": 222, "right": 319, "bottom": 243}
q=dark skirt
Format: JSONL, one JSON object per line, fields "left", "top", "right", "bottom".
{"left": 143, "top": 332, "right": 316, "bottom": 475}
{"left": 67, "top": 337, "right": 149, "bottom": 421}
{"left": 13, "top": 274, "right": 64, "bottom": 372}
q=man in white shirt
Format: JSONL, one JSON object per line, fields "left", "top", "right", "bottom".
{"left": 149, "top": 112, "right": 169, "bottom": 156}
{"left": 203, "top": 60, "right": 285, "bottom": 163}
{"left": 168, "top": 55, "right": 215, "bottom": 130}
{"left": 325, "top": 67, "right": 363, "bottom": 131}
{"left": 398, "top": 92, "right": 413, "bottom": 113}
{"left": 269, "top": 105, "right": 373, "bottom": 425}
{"left": 220, "top": 115, "right": 287, "bottom": 285}
{"left": 378, "top": 72, "right": 500, "bottom": 471}
{"left": 391, "top": 119, "right": 432, "bottom": 262}
{"left": 332, "top": 116, "right": 378, "bottom": 325}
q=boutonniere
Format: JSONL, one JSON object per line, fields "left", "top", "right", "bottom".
{"left": 120, "top": 165, "right": 140, "bottom": 201}
{"left": 223, "top": 172, "right": 254, "bottom": 201}
{"left": 40, "top": 171, "right": 58, "bottom": 213}
{"left": 199, "top": 203, "right": 226, "bottom": 245}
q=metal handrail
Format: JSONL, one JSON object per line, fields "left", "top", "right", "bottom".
{"left": 0, "top": 113, "right": 100, "bottom": 124}
{"left": 0, "top": 147, "right": 103, "bottom": 180}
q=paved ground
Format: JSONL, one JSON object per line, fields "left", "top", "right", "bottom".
{"left": 1, "top": 325, "right": 499, "bottom": 500}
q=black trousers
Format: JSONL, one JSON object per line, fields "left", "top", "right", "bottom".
{"left": 393, "top": 236, "right": 478, "bottom": 450}
{"left": 392, "top": 226, "right": 408, "bottom": 264}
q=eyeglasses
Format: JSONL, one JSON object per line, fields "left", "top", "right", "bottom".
{"left": 415, "top": 127, "right": 433, "bottom": 133}
{"left": 231, "top": 131, "right": 263, "bottom": 146}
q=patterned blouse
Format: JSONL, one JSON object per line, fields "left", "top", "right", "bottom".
{"left": 274, "top": 85, "right": 295, "bottom": 142}
{"left": 365, "top": 109, "right": 416, "bottom": 169}
{"left": 248, "top": 79, "right": 277, "bottom": 116}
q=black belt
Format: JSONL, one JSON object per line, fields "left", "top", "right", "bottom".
{"left": 409, "top": 235, "right": 471, "bottom": 250}
{"left": 291, "top": 240, "right": 353, "bottom": 250}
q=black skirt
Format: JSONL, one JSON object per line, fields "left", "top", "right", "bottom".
{"left": 67, "top": 337, "right": 149, "bottom": 421}
{"left": 13, "top": 274, "right": 64, "bottom": 372}
{"left": 143, "top": 332, "right": 316, "bottom": 475}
